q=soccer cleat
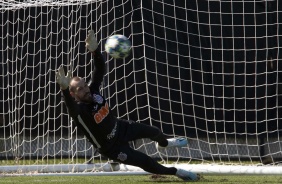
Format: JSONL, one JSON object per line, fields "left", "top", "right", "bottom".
{"left": 157, "top": 137, "right": 188, "bottom": 149}
{"left": 175, "top": 168, "right": 199, "bottom": 181}
{"left": 85, "top": 30, "right": 98, "bottom": 52}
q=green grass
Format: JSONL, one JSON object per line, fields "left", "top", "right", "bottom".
{"left": 0, "top": 159, "right": 279, "bottom": 183}
{"left": 1, "top": 174, "right": 282, "bottom": 184}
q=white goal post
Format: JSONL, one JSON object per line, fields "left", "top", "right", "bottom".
{"left": 0, "top": 0, "right": 282, "bottom": 176}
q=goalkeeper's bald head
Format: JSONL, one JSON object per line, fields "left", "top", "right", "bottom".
{"left": 69, "top": 77, "right": 93, "bottom": 103}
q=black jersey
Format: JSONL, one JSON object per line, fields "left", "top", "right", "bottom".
{"left": 61, "top": 50, "right": 119, "bottom": 152}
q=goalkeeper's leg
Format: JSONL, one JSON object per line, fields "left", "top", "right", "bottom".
{"left": 119, "top": 119, "right": 188, "bottom": 149}
{"left": 118, "top": 119, "right": 168, "bottom": 147}
{"left": 105, "top": 143, "right": 176, "bottom": 175}
{"left": 102, "top": 144, "right": 199, "bottom": 181}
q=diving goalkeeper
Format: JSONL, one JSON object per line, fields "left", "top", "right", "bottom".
{"left": 56, "top": 30, "right": 199, "bottom": 181}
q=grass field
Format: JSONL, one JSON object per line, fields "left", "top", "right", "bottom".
{"left": 1, "top": 174, "right": 282, "bottom": 184}
{"left": 1, "top": 159, "right": 282, "bottom": 183}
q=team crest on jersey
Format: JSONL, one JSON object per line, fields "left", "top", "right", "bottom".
{"left": 93, "top": 94, "right": 103, "bottom": 104}
{"left": 117, "top": 152, "right": 127, "bottom": 161}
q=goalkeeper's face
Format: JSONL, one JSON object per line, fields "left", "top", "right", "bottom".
{"left": 70, "top": 78, "right": 92, "bottom": 103}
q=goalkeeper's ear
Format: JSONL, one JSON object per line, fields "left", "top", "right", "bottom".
{"left": 70, "top": 91, "right": 75, "bottom": 98}
{"left": 69, "top": 84, "right": 76, "bottom": 98}
{"left": 69, "top": 77, "right": 75, "bottom": 97}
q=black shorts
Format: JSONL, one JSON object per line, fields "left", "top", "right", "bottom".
{"left": 100, "top": 119, "right": 160, "bottom": 166}
{"left": 99, "top": 119, "right": 176, "bottom": 175}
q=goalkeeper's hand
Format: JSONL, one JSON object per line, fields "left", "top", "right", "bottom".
{"left": 56, "top": 66, "right": 72, "bottom": 90}
{"left": 85, "top": 30, "right": 98, "bottom": 52}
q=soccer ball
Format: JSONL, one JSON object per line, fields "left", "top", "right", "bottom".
{"left": 105, "top": 34, "right": 131, "bottom": 59}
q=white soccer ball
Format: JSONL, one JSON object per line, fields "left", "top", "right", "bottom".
{"left": 105, "top": 34, "right": 131, "bottom": 59}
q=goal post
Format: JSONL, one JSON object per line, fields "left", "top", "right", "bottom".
{"left": 0, "top": 0, "right": 282, "bottom": 176}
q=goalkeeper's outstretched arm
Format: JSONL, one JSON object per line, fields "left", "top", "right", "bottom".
{"left": 85, "top": 30, "right": 105, "bottom": 92}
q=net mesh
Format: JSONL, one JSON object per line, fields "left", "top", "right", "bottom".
{"left": 0, "top": 0, "right": 282, "bottom": 174}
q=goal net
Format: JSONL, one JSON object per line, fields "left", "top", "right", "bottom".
{"left": 1, "top": 0, "right": 282, "bottom": 175}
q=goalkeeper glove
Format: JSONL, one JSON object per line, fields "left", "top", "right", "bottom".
{"left": 56, "top": 66, "right": 72, "bottom": 90}
{"left": 85, "top": 30, "right": 98, "bottom": 52}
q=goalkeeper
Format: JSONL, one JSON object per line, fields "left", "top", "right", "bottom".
{"left": 56, "top": 30, "right": 199, "bottom": 181}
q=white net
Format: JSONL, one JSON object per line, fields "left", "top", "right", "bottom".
{"left": 0, "top": 0, "right": 100, "bottom": 10}
{"left": 0, "top": 0, "right": 282, "bottom": 175}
